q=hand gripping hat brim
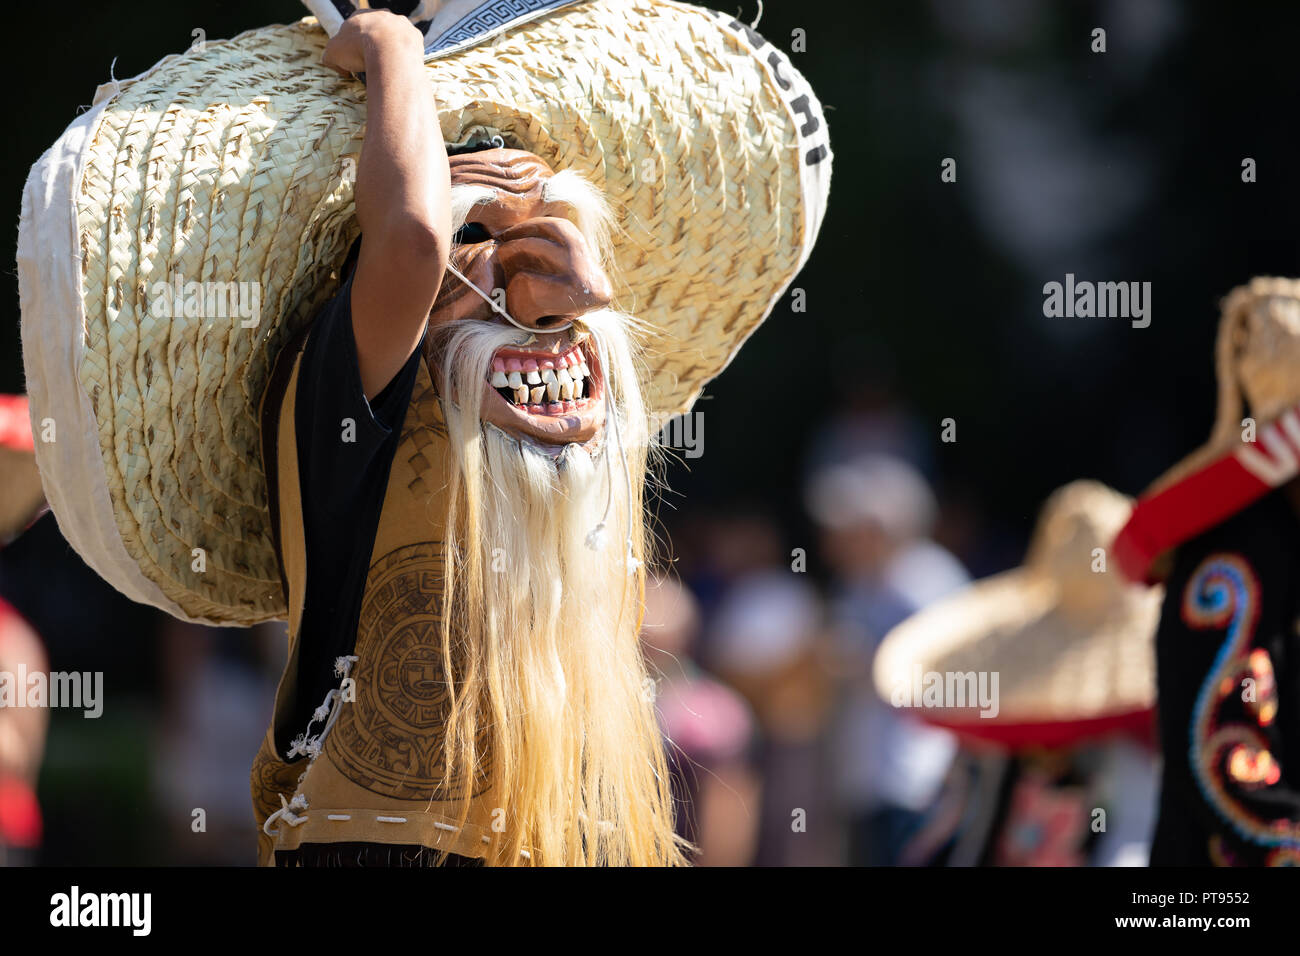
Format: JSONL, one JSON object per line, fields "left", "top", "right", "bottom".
{"left": 18, "top": 1, "right": 832, "bottom": 624}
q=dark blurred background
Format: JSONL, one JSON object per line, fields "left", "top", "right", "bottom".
{"left": 2, "top": 0, "right": 1297, "bottom": 864}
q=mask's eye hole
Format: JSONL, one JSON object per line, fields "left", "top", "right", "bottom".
{"left": 452, "top": 221, "right": 492, "bottom": 245}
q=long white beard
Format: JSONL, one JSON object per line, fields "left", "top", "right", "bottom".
{"left": 423, "top": 311, "right": 678, "bottom": 865}
{"left": 431, "top": 307, "right": 650, "bottom": 581}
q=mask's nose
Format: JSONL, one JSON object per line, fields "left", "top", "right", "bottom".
{"left": 491, "top": 217, "right": 613, "bottom": 330}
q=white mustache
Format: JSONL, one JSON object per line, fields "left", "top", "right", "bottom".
{"left": 428, "top": 309, "right": 629, "bottom": 368}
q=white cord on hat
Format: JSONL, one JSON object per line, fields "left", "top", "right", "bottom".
{"left": 443, "top": 260, "right": 573, "bottom": 333}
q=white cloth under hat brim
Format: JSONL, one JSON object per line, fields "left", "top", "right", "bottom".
{"left": 19, "top": 83, "right": 197, "bottom": 618}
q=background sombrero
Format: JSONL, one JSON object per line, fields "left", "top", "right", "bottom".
{"left": 17, "top": 0, "right": 832, "bottom": 625}
{"left": 872, "top": 481, "right": 1162, "bottom": 749}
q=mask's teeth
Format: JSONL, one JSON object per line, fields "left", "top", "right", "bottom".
{"left": 491, "top": 346, "right": 595, "bottom": 409}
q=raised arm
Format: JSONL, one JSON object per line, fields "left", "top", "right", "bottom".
{"left": 322, "top": 10, "right": 451, "bottom": 399}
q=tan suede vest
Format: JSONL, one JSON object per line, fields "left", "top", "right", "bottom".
{"left": 251, "top": 336, "right": 499, "bottom": 866}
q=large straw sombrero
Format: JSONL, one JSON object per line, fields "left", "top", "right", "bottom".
{"left": 1114, "top": 278, "right": 1300, "bottom": 583}
{"left": 17, "top": 0, "right": 832, "bottom": 625}
{"left": 873, "top": 481, "right": 1163, "bottom": 748}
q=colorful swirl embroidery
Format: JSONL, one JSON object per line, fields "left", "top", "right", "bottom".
{"left": 1180, "top": 554, "right": 1300, "bottom": 852}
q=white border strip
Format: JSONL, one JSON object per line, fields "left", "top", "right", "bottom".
{"left": 18, "top": 66, "right": 200, "bottom": 622}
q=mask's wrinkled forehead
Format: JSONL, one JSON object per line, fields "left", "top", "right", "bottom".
{"left": 449, "top": 148, "right": 552, "bottom": 188}
{"left": 445, "top": 149, "right": 557, "bottom": 234}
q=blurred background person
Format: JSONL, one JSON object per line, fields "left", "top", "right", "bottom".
{"left": 704, "top": 558, "right": 835, "bottom": 866}
{"left": 0, "top": 599, "right": 47, "bottom": 865}
{"left": 0, "top": 395, "right": 44, "bottom": 547}
{"left": 806, "top": 453, "right": 969, "bottom": 865}
{"left": 0, "top": 394, "right": 48, "bottom": 865}
{"left": 669, "top": 505, "right": 794, "bottom": 636}
{"left": 802, "top": 356, "right": 935, "bottom": 488}
{"left": 902, "top": 737, "right": 1158, "bottom": 867}
{"left": 154, "top": 619, "right": 286, "bottom": 865}
{"left": 641, "top": 574, "right": 760, "bottom": 866}
{"left": 874, "top": 482, "right": 1162, "bottom": 867}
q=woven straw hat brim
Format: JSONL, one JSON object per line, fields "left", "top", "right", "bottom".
{"left": 872, "top": 565, "right": 1162, "bottom": 744}
{"left": 18, "top": 2, "right": 831, "bottom": 624}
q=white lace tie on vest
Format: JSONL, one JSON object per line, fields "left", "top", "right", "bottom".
{"left": 263, "top": 654, "right": 359, "bottom": 836}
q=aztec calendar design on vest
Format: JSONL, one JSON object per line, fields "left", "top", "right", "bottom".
{"left": 327, "top": 541, "right": 493, "bottom": 800}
